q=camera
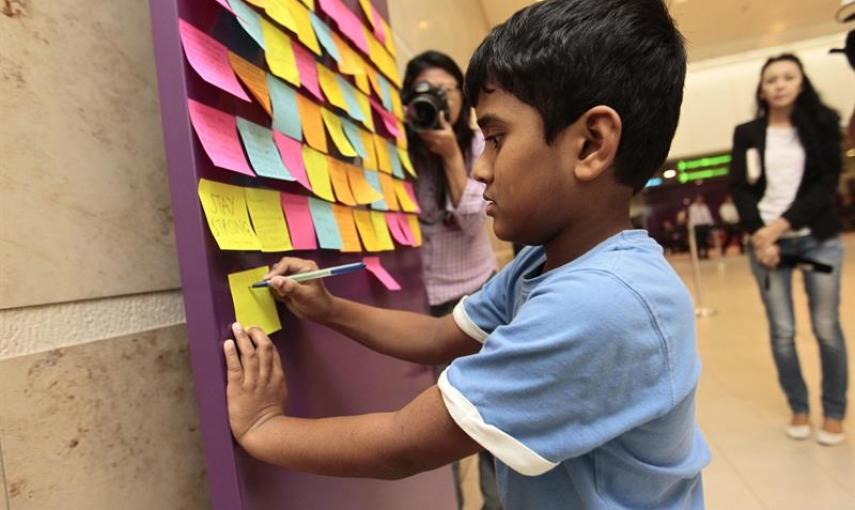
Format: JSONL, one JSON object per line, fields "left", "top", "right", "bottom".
{"left": 404, "top": 81, "right": 451, "bottom": 132}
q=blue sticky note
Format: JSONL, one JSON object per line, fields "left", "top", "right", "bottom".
{"left": 228, "top": 0, "right": 265, "bottom": 49}
{"left": 378, "top": 75, "right": 393, "bottom": 112}
{"left": 363, "top": 170, "right": 388, "bottom": 211}
{"left": 236, "top": 117, "right": 295, "bottom": 181}
{"left": 309, "top": 12, "right": 340, "bottom": 63}
{"left": 336, "top": 75, "right": 365, "bottom": 123}
{"left": 266, "top": 74, "right": 303, "bottom": 141}
{"left": 307, "top": 197, "right": 343, "bottom": 250}
{"left": 341, "top": 119, "right": 368, "bottom": 160}
{"left": 387, "top": 141, "right": 404, "bottom": 179}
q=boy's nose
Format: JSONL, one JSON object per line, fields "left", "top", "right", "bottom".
{"left": 472, "top": 155, "right": 492, "bottom": 184}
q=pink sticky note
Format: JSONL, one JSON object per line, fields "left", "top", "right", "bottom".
{"left": 363, "top": 256, "right": 401, "bottom": 291}
{"left": 370, "top": 98, "right": 399, "bottom": 138}
{"left": 187, "top": 99, "right": 254, "bottom": 175}
{"left": 280, "top": 192, "right": 318, "bottom": 250}
{"left": 179, "top": 19, "right": 250, "bottom": 101}
{"left": 394, "top": 212, "right": 415, "bottom": 245}
{"left": 214, "top": 0, "right": 234, "bottom": 13}
{"left": 385, "top": 212, "right": 411, "bottom": 246}
{"left": 319, "top": 0, "right": 368, "bottom": 54}
{"left": 273, "top": 131, "right": 312, "bottom": 191}
{"left": 292, "top": 41, "right": 323, "bottom": 102}
{"left": 401, "top": 181, "right": 421, "bottom": 213}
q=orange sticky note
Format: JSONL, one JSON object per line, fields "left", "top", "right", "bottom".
{"left": 352, "top": 208, "right": 382, "bottom": 252}
{"left": 377, "top": 172, "right": 400, "bottom": 211}
{"left": 369, "top": 210, "right": 395, "bottom": 250}
{"left": 395, "top": 119, "right": 408, "bottom": 149}
{"left": 390, "top": 87, "right": 404, "bottom": 121}
{"left": 393, "top": 179, "right": 419, "bottom": 213}
{"left": 373, "top": 134, "right": 392, "bottom": 173}
{"left": 317, "top": 63, "right": 347, "bottom": 110}
{"left": 295, "top": 94, "right": 328, "bottom": 152}
{"left": 321, "top": 108, "right": 357, "bottom": 157}
{"left": 359, "top": 129, "right": 378, "bottom": 168}
{"left": 346, "top": 165, "right": 383, "bottom": 204}
{"left": 331, "top": 31, "right": 363, "bottom": 76}
{"left": 261, "top": 19, "right": 300, "bottom": 86}
{"left": 228, "top": 52, "right": 272, "bottom": 115}
{"left": 331, "top": 204, "right": 362, "bottom": 252}
{"left": 406, "top": 213, "right": 422, "bottom": 246}
{"left": 327, "top": 158, "right": 357, "bottom": 205}
{"left": 301, "top": 145, "right": 335, "bottom": 201}
{"left": 285, "top": 0, "right": 322, "bottom": 55}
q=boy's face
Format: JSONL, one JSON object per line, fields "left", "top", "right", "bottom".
{"left": 473, "top": 87, "right": 584, "bottom": 246}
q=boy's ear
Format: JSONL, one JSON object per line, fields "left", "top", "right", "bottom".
{"left": 573, "top": 106, "right": 622, "bottom": 182}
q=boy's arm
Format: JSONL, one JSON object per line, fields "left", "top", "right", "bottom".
{"left": 225, "top": 324, "right": 481, "bottom": 479}
{"left": 266, "top": 257, "right": 482, "bottom": 365}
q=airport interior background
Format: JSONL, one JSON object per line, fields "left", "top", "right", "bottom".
{"left": 0, "top": 0, "right": 853, "bottom": 509}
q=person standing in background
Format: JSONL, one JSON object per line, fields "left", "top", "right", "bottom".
{"left": 729, "top": 53, "right": 847, "bottom": 446}
{"left": 719, "top": 195, "right": 745, "bottom": 254}
{"left": 687, "top": 194, "right": 714, "bottom": 258}
{"left": 402, "top": 50, "right": 499, "bottom": 510}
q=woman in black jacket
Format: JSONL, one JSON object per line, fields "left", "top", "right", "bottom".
{"left": 729, "top": 54, "right": 847, "bottom": 446}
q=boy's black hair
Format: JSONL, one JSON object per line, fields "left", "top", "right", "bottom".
{"left": 464, "top": 0, "right": 686, "bottom": 192}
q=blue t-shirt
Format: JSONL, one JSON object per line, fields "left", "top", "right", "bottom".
{"left": 438, "top": 230, "right": 710, "bottom": 510}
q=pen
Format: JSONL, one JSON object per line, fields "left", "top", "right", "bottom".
{"left": 250, "top": 262, "right": 366, "bottom": 288}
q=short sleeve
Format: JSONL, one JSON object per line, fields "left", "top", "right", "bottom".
{"left": 440, "top": 271, "right": 675, "bottom": 476}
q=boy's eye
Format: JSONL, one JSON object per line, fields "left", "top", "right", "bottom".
{"left": 485, "top": 134, "right": 504, "bottom": 149}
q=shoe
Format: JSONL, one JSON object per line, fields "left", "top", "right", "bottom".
{"left": 786, "top": 424, "right": 811, "bottom": 440}
{"left": 816, "top": 429, "right": 845, "bottom": 446}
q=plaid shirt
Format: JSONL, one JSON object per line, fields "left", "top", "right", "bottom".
{"left": 419, "top": 134, "right": 496, "bottom": 305}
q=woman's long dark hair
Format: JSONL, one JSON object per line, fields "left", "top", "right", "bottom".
{"left": 755, "top": 54, "right": 841, "bottom": 168}
{"left": 403, "top": 51, "right": 474, "bottom": 215}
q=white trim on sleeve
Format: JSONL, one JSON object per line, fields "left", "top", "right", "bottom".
{"left": 452, "top": 296, "right": 489, "bottom": 343}
{"left": 438, "top": 368, "right": 558, "bottom": 477}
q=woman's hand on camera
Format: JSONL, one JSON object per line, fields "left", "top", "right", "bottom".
{"left": 418, "top": 111, "right": 460, "bottom": 162}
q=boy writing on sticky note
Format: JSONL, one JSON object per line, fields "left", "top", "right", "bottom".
{"left": 223, "top": 1, "right": 710, "bottom": 507}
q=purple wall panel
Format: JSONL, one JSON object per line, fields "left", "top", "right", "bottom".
{"left": 148, "top": 1, "right": 456, "bottom": 508}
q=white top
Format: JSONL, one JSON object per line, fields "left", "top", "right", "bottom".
{"left": 688, "top": 203, "right": 713, "bottom": 227}
{"left": 719, "top": 202, "right": 739, "bottom": 224}
{"left": 759, "top": 126, "right": 810, "bottom": 237}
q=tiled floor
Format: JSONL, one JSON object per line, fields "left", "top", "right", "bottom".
{"left": 670, "top": 233, "right": 855, "bottom": 510}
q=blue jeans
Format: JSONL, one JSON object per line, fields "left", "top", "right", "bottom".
{"left": 748, "top": 235, "right": 848, "bottom": 419}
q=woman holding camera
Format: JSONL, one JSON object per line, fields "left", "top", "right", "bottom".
{"left": 403, "top": 51, "right": 496, "bottom": 317}
{"left": 402, "top": 51, "right": 499, "bottom": 509}
{"left": 729, "top": 54, "right": 847, "bottom": 446}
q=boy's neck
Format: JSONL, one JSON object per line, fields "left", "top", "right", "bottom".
{"left": 542, "top": 203, "right": 633, "bottom": 272}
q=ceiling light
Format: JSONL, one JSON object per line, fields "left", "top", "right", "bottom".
{"left": 663, "top": 169, "right": 677, "bottom": 179}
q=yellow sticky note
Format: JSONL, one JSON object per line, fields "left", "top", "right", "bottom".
{"left": 285, "top": 0, "right": 321, "bottom": 55}
{"left": 245, "top": 187, "right": 293, "bottom": 252}
{"left": 299, "top": 0, "right": 314, "bottom": 9}
{"left": 395, "top": 119, "right": 407, "bottom": 149}
{"left": 354, "top": 70, "right": 370, "bottom": 95}
{"left": 321, "top": 108, "right": 357, "bottom": 157}
{"left": 406, "top": 213, "right": 422, "bottom": 246}
{"left": 301, "top": 145, "right": 335, "bottom": 201}
{"left": 359, "top": 128, "right": 378, "bottom": 167}
{"left": 261, "top": 19, "right": 300, "bottom": 86}
{"left": 355, "top": 91, "right": 375, "bottom": 132}
{"left": 317, "top": 64, "right": 347, "bottom": 110}
{"left": 228, "top": 52, "right": 272, "bottom": 116}
{"left": 295, "top": 94, "right": 327, "bottom": 152}
{"left": 373, "top": 134, "right": 392, "bottom": 173}
{"left": 370, "top": 210, "right": 395, "bottom": 251}
{"left": 245, "top": 0, "right": 267, "bottom": 6}
{"left": 265, "top": 1, "right": 297, "bottom": 32}
{"left": 366, "top": 66, "right": 382, "bottom": 99}
{"left": 332, "top": 204, "right": 362, "bottom": 252}
{"left": 228, "top": 266, "right": 282, "bottom": 334}
{"left": 390, "top": 85, "right": 404, "bottom": 121}
{"left": 353, "top": 209, "right": 382, "bottom": 252}
{"left": 327, "top": 158, "right": 357, "bottom": 205}
{"left": 397, "top": 147, "right": 415, "bottom": 177}
{"left": 393, "top": 179, "right": 419, "bottom": 213}
{"left": 347, "top": 165, "right": 383, "bottom": 204}
{"left": 198, "top": 179, "right": 261, "bottom": 250}
{"left": 377, "top": 172, "right": 400, "bottom": 211}
{"left": 332, "top": 31, "right": 363, "bottom": 76}
{"left": 380, "top": 17, "right": 396, "bottom": 57}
